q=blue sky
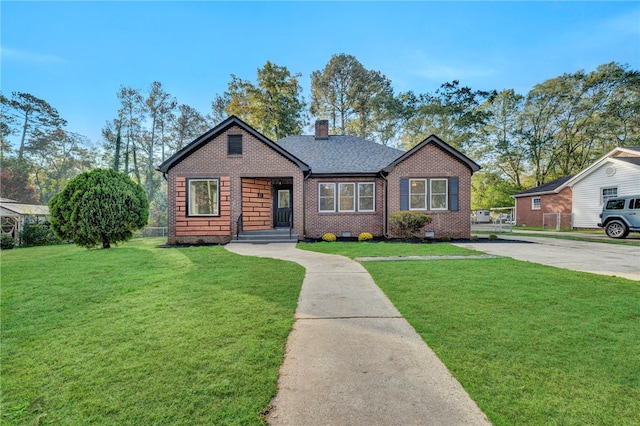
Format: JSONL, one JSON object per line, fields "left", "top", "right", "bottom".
{"left": 2, "top": 1, "right": 639, "bottom": 145}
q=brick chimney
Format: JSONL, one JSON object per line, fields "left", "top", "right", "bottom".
{"left": 315, "top": 119, "right": 329, "bottom": 140}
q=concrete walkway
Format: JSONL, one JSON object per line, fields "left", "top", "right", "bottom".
{"left": 225, "top": 242, "right": 491, "bottom": 426}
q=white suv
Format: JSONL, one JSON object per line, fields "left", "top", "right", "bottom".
{"left": 597, "top": 195, "right": 640, "bottom": 239}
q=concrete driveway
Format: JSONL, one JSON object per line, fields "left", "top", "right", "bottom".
{"left": 455, "top": 235, "right": 640, "bottom": 281}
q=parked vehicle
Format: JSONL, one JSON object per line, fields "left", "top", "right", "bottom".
{"left": 597, "top": 195, "right": 640, "bottom": 239}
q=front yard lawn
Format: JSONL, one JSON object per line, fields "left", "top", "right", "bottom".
{"left": 301, "top": 242, "right": 640, "bottom": 426}
{"left": 1, "top": 238, "right": 304, "bottom": 425}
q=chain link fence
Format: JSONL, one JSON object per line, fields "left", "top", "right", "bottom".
{"left": 542, "top": 213, "right": 573, "bottom": 231}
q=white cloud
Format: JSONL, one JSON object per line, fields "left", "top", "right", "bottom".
{"left": 1, "top": 47, "right": 67, "bottom": 64}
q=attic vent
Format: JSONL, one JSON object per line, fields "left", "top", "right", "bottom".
{"left": 605, "top": 166, "right": 616, "bottom": 177}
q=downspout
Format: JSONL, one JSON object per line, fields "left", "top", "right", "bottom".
{"left": 303, "top": 170, "right": 310, "bottom": 239}
{"left": 382, "top": 171, "right": 389, "bottom": 238}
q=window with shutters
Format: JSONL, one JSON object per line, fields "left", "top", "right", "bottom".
{"left": 227, "top": 135, "right": 242, "bottom": 156}
{"left": 402, "top": 177, "right": 457, "bottom": 211}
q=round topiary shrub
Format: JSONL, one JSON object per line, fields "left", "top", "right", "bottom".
{"left": 49, "top": 169, "right": 149, "bottom": 249}
{"left": 321, "top": 232, "right": 337, "bottom": 242}
{"left": 358, "top": 232, "right": 373, "bottom": 241}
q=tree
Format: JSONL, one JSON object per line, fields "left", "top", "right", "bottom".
{"left": 213, "top": 61, "right": 307, "bottom": 140}
{"left": 0, "top": 91, "right": 67, "bottom": 167}
{"left": 49, "top": 168, "right": 149, "bottom": 249}
{"left": 400, "top": 81, "right": 495, "bottom": 152}
{"left": 478, "top": 89, "right": 527, "bottom": 187}
{"left": 310, "top": 54, "right": 396, "bottom": 141}
{"left": 170, "top": 104, "right": 208, "bottom": 151}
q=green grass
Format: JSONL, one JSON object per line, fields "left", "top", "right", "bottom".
{"left": 303, "top": 242, "right": 640, "bottom": 425}
{"left": 1, "top": 238, "right": 304, "bottom": 425}
{"left": 297, "top": 241, "right": 481, "bottom": 258}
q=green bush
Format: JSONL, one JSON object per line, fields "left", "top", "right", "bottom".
{"left": 20, "top": 221, "right": 62, "bottom": 246}
{"left": 489, "top": 234, "right": 498, "bottom": 240}
{"left": 321, "top": 232, "right": 337, "bottom": 242}
{"left": 389, "top": 211, "right": 433, "bottom": 239}
{"left": 358, "top": 232, "right": 373, "bottom": 241}
{"left": 49, "top": 169, "right": 149, "bottom": 249}
{"left": 1, "top": 234, "right": 16, "bottom": 250}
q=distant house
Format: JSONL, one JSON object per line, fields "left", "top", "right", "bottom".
{"left": 513, "top": 176, "right": 574, "bottom": 228}
{"left": 564, "top": 146, "right": 640, "bottom": 228}
{"left": 513, "top": 146, "right": 640, "bottom": 228}
{"left": 0, "top": 198, "right": 50, "bottom": 240}
{"left": 157, "top": 116, "right": 480, "bottom": 244}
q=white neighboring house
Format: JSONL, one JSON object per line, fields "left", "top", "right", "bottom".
{"left": 564, "top": 147, "right": 640, "bottom": 228}
{"left": 0, "top": 198, "right": 50, "bottom": 240}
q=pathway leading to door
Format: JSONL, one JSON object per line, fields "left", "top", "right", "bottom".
{"left": 225, "top": 242, "right": 490, "bottom": 426}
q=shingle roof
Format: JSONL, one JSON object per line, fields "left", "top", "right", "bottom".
{"left": 616, "top": 156, "right": 640, "bottom": 166}
{"left": 276, "top": 135, "right": 404, "bottom": 174}
{"left": 513, "top": 175, "right": 574, "bottom": 197}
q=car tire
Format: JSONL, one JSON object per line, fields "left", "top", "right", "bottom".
{"left": 605, "top": 220, "right": 629, "bottom": 239}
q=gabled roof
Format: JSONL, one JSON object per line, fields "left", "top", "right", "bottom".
{"left": 513, "top": 175, "right": 574, "bottom": 198}
{"left": 0, "top": 202, "right": 49, "bottom": 216}
{"left": 382, "top": 135, "right": 481, "bottom": 173}
{"left": 563, "top": 146, "right": 640, "bottom": 188}
{"left": 276, "top": 135, "right": 403, "bottom": 175}
{"left": 157, "top": 116, "right": 310, "bottom": 174}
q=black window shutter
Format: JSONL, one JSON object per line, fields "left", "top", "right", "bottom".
{"left": 228, "top": 135, "right": 242, "bottom": 155}
{"left": 450, "top": 177, "right": 459, "bottom": 211}
{"left": 400, "top": 178, "right": 409, "bottom": 210}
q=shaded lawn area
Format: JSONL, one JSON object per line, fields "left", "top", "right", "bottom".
{"left": 301, "top": 242, "right": 640, "bottom": 426}
{"left": 297, "top": 240, "right": 481, "bottom": 258}
{"left": 1, "top": 238, "right": 304, "bottom": 425}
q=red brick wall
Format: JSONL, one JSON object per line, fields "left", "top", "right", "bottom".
{"left": 304, "top": 177, "right": 385, "bottom": 239}
{"left": 386, "top": 143, "right": 473, "bottom": 239}
{"left": 242, "top": 178, "right": 272, "bottom": 231}
{"left": 515, "top": 187, "right": 572, "bottom": 227}
{"left": 165, "top": 125, "right": 304, "bottom": 244}
{"left": 174, "top": 176, "right": 231, "bottom": 242}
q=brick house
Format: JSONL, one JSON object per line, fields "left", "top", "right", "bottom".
{"left": 157, "top": 116, "right": 480, "bottom": 244}
{"left": 513, "top": 146, "right": 640, "bottom": 229}
{"left": 513, "top": 176, "right": 574, "bottom": 228}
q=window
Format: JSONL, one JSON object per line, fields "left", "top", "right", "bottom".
{"left": 228, "top": 135, "right": 242, "bottom": 155}
{"left": 188, "top": 179, "right": 219, "bottom": 216}
{"left": 605, "top": 198, "right": 625, "bottom": 210}
{"left": 430, "top": 179, "right": 448, "bottom": 210}
{"left": 319, "top": 183, "right": 336, "bottom": 212}
{"left": 409, "top": 179, "right": 427, "bottom": 210}
{"left": 318, "top": 182, "right": 376, "bottom": 212}
{"left": 602, "top": 187, "right": 617, "bottom": 204}
{"left": 338, "top": 183, "right": 355, "bottom": 212}
{"left": 358, "top": 183, "right": 375, "bottom": 212}
{"left": 532, "top": 197, "right": 541, "bottom": 210}
{"left": 632, "top": 199, "right": 640, "bottom": 209}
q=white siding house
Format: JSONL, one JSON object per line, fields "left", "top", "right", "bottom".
{"left": 565, "top": 147, "right": 640, "bottom": 228}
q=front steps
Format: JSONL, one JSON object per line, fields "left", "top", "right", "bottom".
{"left": 232, "top": 228, "right": 299, "bottom": 244}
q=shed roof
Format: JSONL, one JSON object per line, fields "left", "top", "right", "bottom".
{"left": 513, "top": 175, "right": 574, "bottom": 198}
{"left": 0, "top": 202, "right": 50, "bottom": 216}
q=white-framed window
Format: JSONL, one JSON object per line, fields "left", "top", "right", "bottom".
{"left": 318, "top": 181, "right": 376, "bottom": 212}
{"left": 430, "top": 179, "right": 448, "bottom": 210}
{"left": 532, "top": 196, "right": 541, "bottom": 210}
{"left": 188, "top": 178, "right": 219, "bottom": 216}
{"left": 601, "top": 187, "right": 617, "bottom": 204}
{"left": 319, "top": 183, "right": 336, "bottom": 212}
{"left": 358, "top": 182, "right": 375, "bottom": 212}
{"left": 409, "top": 179, "right": 427, "bottom": 210}
{"left": 338, "top": 183, "right": 355, "bottom": 212}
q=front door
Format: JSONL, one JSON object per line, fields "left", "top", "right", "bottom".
{"left": 274, "top": 186, "right": 292, "bottom": 228}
